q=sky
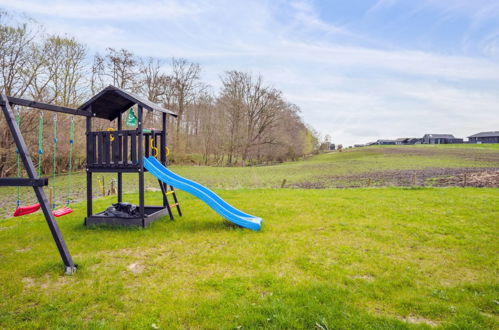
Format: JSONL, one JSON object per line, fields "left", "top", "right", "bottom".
{"left": 1, "top": 0, "right": 499, "bottom": 146}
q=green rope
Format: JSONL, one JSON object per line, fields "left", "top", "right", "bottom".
{"left": 37, "top": 113, "right": 44, "bottom": 177}
{"left": 15, "top": 109, "right": 21, "bottom": 208}
{"left": 66, "top": 117, "right": 74, "bottom": 206}
{"left": 52, "top": 114, "right": 57, "bottom": 209}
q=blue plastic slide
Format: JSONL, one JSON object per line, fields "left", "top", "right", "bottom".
{"left": 143, "top": 157, "right": 262, "bottom": 231}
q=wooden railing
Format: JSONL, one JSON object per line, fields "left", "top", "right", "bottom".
{"left": 86, "top": 130, "right": 165, "bottom": 170}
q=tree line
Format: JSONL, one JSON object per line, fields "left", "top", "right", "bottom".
{"left": 0, "top": 11, "right": 319, "bottom": 177}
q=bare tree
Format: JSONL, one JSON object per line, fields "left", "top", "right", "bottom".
{"left": 140, "top": 57, "right": 165, "bottom": 102}
{"left": 0, "top": 13, "right": 42, "bottom": 98}
{"left": 43, "top": 35, "right": 87, "bottom": 107}
{"left": 242, "top": 82, "right": 283, "bottom": 164}
{"left": 104, "top": 48, "right": 138, "bottom": 90}
{"left": 0, "top": 10, "right": 320, "bottom": 174}
{"left": 170, "top": 57, "right": 201, "bottom": 154}
{"left": 219, "top": 71, "right": 247, "bottom": 164}
{"left": 90, "top": 53, "right": 105, "bottom": 95}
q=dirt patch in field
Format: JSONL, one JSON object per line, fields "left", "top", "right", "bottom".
{"left": 432, "top": 170, "right": 499, "bottom": 187}
{"left": 292, "top": 168, "right": 499, "bottom": 189}
{"left": 399, "top": 315, "right": 439, "bottom": 327}
{"left": 127, "top": 262, "right": 145, "bottom": 274}
{"left": 379, "top": 146, "right": 499, "bottom": 163}
{"left": 22, "top": 277, "right": 35, "bottom": 288}
{"left": 351, "top": 274, "right": 375, "bottom": 282}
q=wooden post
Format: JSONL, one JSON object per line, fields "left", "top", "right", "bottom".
{"left": 86, "top": 107, "right": 93, "bottom": 219}
{"left": 1, "top": 94, "right": 76, "bottom": 273}
{"left": 137, "top": 105, "right": 145, "bottom": 224}
{"left": 101, "top": 176, "right": 106, "bottom": 196}
{"left": 160, "top": 113, "right": 167, "bottom": 207}
{"left": 161, "top": 113, "right": 167, "bottom": 165}
{"left": 117, "top": 112, "right": 123, "bottom": 203}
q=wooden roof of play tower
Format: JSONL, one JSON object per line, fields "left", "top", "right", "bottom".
{"left": 79, "top": 85, "right": 177, "bottom": 121}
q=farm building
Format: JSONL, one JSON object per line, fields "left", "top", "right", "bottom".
{"left": 375, "top": 139, "right": 396, "bottom": 145}
{"left": 421, "top": 134, "right": 463, "bottom": 144}
{"left": 395, "top": 138, "right": 421, "bottom": 145}
{"left": 468, "top": 131, "right": 499, "bottom": 144}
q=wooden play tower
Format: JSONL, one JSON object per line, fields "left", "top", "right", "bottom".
{"left": 81, "top": 86, "right": 181, "bottom": 227}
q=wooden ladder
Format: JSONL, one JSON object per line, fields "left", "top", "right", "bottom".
{"left": 158, "top": 180, "right": 182, "bottom": 220}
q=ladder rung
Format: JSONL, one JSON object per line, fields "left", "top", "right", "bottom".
{"left": 166, "top": 191, "right": 175, "bottom": 195}
{"left": 170, "top": 203, "right": 179, "bottom": 208}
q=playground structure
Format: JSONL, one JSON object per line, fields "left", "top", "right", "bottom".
{"left": 11, "top": 110, "right": 75, "bottom": 218}
{"left": 0, "top": 85, "right": 262, "bottom": 273}
{"left": 0, "top": 93, "right": 88, "bottom": 274}
{"left": 80, "top": 86, "right": 181, "bottom": 227}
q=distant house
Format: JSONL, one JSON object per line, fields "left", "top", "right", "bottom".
{"left": 421, "top": 134, "right": 463, "bottom": 144}
{"left": 408, "top": 138, "right": 422, "bottom": 144}
{"left": 395, "top": 138, "right": 421, "bottom": 145}
{"left": 468, "top": 131, "right": 499, "bottom": 144}
{"left": 375, "top": 139, "right": 396, "bottom": 145}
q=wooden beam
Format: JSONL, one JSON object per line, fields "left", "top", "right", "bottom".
{"left": 0, "top": 93, "right": 76, "bottom": 274}
{"left": 0, "top": 177, "right": 48, "bottom": 187}
{"left": 1, "top": 96, "right": 90, "bottom": 117}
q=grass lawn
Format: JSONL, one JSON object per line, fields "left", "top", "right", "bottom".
{"left": 1, "top": 144, "right": 498, "bottom": 218}
{"left": 0, "top": 187, "right": 497, "bottom": 328}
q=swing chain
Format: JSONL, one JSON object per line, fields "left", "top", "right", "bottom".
{"left": 52, "top": 114, "right": 57, "bottom": 209}
{"left": 67, "top": 117, "right": 75, "bottom": 205}
{"left": 15, "top": 106, "right": 21, "bottom": 207}
{"left": 37, "top": 111, "right": 44, "bottom": 178}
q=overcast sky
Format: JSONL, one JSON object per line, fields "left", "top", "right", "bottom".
{"left": 1, "top": 0, "right": 499, "bottom": 146}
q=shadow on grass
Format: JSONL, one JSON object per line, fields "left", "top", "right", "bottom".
{"left": 69, "top": 216, "right": 242, "bottom": 235}
{"left": 163, "top": 218, "right": 245, "bottom": 234}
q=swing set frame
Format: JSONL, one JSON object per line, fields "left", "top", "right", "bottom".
{"left": 0, "top": 86, "right": 178, "bottom": 274}
{"left": 0, "top": 93, "right": 88, "bottom": 274}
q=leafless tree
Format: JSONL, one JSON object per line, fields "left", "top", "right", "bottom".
{"left": 90, "top": 53, "right": 105, "bottom": 95}
{"left": 0, "top": 10, "right": 320, "bottom": 174}
{"left": 170, "top": 57, "right": 201, "bottom": 154}
{"left": 0, "top": 13, "right": 42, "bottom": 98}
{"left": 104, "top": 48, "right": 138, "bottom": 90}
{"left": 43, "top": 36, "right": 87, "bottom": 107}
{"left": 219, "top": 71, "right": 247, "bottom": 164}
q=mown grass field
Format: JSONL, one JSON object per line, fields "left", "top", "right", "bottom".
{"left": 0, "top": 145, "right": 498, "bottom": 328}
{"left": 1, "top": 144, "right": 498, "bottom": 218}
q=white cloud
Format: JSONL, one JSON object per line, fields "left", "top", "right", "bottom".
{"left": 0, "top": 0, "right": 498, "bottom": 146}
{"left": 0, "top": 0, "right": 198, "bottom": 21}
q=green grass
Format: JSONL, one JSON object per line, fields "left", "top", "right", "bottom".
{"left": 0, "top": 188, "right": 498, "bottom": 328}
{"left": 0, "top": 144, "right": 498, "bottom": 328}
{"left": 2, "top": 144, "right": 498, "bottom": 217}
